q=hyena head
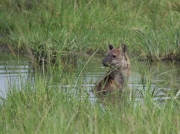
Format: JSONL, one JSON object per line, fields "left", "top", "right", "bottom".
{"left": 102, "top": 44, "right": 130, "bottom": 69}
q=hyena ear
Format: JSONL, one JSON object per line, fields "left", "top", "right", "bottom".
{"left": 108, "top": 44, "right": 114, "bottom": 51}
{"left": 121, "top": 44, "right": 128, "bottom": 55}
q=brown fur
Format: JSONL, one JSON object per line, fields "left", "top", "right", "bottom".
{"left": 95, "top": 44, "right": 131, "bottom": 95}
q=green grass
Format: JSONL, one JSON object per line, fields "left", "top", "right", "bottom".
{"left": 1, "top": 0, "right": 180, "bottom": 133}
{"left": 0, "top": 71, "right": 180, "bottom": 134}
{"left": 0, "top": 57, "right": 180, "bottom": 134}
{"left": 1, "top": 0, "right": 180, "bottom": 61}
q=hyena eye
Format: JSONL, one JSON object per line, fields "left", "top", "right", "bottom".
{"left": 112, "top": 55, "right": 116, "bottom": 58}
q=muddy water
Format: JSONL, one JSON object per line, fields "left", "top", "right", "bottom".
{"left": 0, "top": 53, "right": 180, "bottom": 102}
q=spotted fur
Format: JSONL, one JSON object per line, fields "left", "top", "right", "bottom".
{"left": 95, "top": 44, "right": 131, "bottom": 95}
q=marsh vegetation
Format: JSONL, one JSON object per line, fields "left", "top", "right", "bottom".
{"left": 0, "top": 0, "right": 180, "bottom": 133}
{"left": 1, "top": 0, "right": 180, "bottom": 61}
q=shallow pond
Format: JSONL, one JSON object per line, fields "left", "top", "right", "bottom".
{"left": 0, "top": 52, "right": 32, "bottom": 98}
{"left": 83, "top": 58, "right": 180, "bottom": 103}
{"left": 0, "top": 52, "right": 180, "bottom": 102}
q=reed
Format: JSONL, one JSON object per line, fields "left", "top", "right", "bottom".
{"left": 0, "top": 60, "right": 180, "bottom": 134}
{"left": 0, "top": 0, "right": 180, "bottom": 61}
{"left": 0, "top": 0, "right": 180, "bottom": 133}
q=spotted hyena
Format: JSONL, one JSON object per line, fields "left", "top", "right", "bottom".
{"left": 95, "top": 44, "right": 131, "bottom": 95}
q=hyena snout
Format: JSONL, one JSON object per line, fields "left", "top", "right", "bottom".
{"left": 102, "top": 57, "right": 111, "bottom": 67}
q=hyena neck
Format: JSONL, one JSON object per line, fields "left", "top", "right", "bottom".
{"left": 109, "top": 68, "right": 124, "bottom": 87}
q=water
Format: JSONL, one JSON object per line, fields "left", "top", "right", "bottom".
{"left": 0, "top": 52, "right": 32, "bottom": 98}
{"left": 0, "top": 52, "right": 180, "bottom": 102}
{"left": 83, "top": 58, "right": 180, "bottom": 102}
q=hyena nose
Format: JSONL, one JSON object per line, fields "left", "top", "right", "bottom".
{"left": 102, "top": 58, "right": 109, "bottom": 67}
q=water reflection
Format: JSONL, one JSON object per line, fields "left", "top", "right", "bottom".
{"left": 83, "top": 59, "right": 180, "bottom": 103}
{"left": 0, "top": 52, "right": 180, "bottom": 103}
{"left": 0, "top": 53, "right": 31, "bottom": 98}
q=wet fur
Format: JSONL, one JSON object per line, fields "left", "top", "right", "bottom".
{"left": 95, "top": 44, "right": 131, "bottom": 95}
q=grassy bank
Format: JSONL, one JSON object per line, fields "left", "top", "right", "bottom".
{"left": 0, "top": 71, "right": 180, "bottom": 134}
{"left": 1, "top": 0, "right": 180, "bottom": 61}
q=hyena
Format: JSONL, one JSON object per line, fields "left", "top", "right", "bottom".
{"left": 95, "top": 44, "right": 131, "bottom": 95}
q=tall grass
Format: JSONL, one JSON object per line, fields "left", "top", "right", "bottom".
{"left": 1, "top": 1, "right": 180, "bottom": 133}
{"left": 0, "top": 54, "right": 180, "bottom": 134}
{"left": 0, "top": 69, "right": 180, "bottom": 134}
{"left": 0, "top": 0, "right": 180, "bottom": 60}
